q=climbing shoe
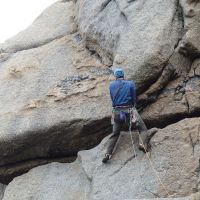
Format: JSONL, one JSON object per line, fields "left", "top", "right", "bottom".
{"left": 138, "top": 143, "right": 148, "bottom": 153}
{"left": 138, "top": 128, "right": 158, "bottom": 153}
{"left": 102, "top": 154, "right": 111, "bottom": 163}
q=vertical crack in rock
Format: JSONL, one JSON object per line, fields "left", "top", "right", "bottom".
{"left": 189, "top": 125, "right": 200, "bottom": 155}
{"left": 76, "top": 0, "right": 128, "bottom": 66}
{"left": 99, "top": 0, "right": 112, "bottom": 12}
{"left": 138, "top": 0, "right": 190, "bottom": 109}
{"left": 109, "top": 154, "right": 135, "bottom": 177}
{"left": 174, "top": 0, "right": 185, "bottom": 49}
{"left": 77, "top": 157, "right": 93, "bottom": 200}
{"left": 114, "top": 0, "right": 128, "bottom": 23}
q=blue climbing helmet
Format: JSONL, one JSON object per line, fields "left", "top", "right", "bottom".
{"left": 113, "top": 68, "right": 124, "bottom": 78}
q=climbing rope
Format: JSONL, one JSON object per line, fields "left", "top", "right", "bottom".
{"left": 128, "top": 109, "right": 171, "bottom": 198}
{"left": 129, "top": 115, "right": 138, "bottom": 159}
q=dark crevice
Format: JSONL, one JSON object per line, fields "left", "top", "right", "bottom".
{"left": 114, "top": 0, "right": 128, "bottom": 23}
{"left": 109, "top": 155, "right": 135, "bottom": 177}
{"left": 0, "top": 117, "right": 111, "bottom": 185}
{"left": 145, "top": 188, "right": 160, "bottom": 198}
{"left": 137, "top": 0, "right": 189, "bottom": 111}
{"left": 185, "top": 93, "right": 190, "bottom": 114}
{"left": 0, "top": 155, "right": 77, "bottom": 185}
{"left": 174, "top": 0, "right": 185, "bottom": 49}
{"left": 85, "top": 46, "right": 106, "bottom": 64}
{"left": 99, "top": 0, "right": 112, "bottom": 13}
{"left": 145, "top": 109, "right": 200, "bottom": 129}
{"left": 144, "top": 112, "right": 186, "bottom": 129}
{"left": 144, "top": 73, "right": 200, "bottom": 129}
{"left": 177, "top": 0, "right": 185, "bottom": 29}
{"left": 179, "top": 42, "right": 200, "bottom": 59}
{"left": 1, "top": 185, "right": 6, "bottom": 200}
{"left": 85, "top": 44, "right": 114, "bottom": 66}
{"left": 127, "top": 0, "right": 137, "bottom": 3}
{"left": 120, "top": 11, "right": 128, "bottom": 23}
{"left": 137, "top": 8, "right": 185, "bottom": 96}
{"left": 189, "top": 126, "right": 200, "bottom": 155}
{"left": 178, "top": 0, "right": 200, "bottom": 59}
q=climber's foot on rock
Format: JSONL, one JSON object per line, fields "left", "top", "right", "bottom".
{"left": 138, "top": 143, "right": 147, "bottom": 153}
{"left": 102, "top": 154, "right": 111, "bottom": 163}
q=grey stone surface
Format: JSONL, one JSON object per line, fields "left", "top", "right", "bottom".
{"left": 141, "top": 57, "right": 200, "bottom": 128}
{"left": 1, "top": 0, "right": 200, "bottom": 188}
{"left": 0, "top": 1, "right": 77, "bottom": 53}
{"left": 178, "top": 0, "right": 200, "bottom": 58}
{"left": 76, "top": 0, "right": 183, "bottom": 90}
{"left": 0, "top": 184, "right": 6, "bottom": 200}
{"left": 0, "top": 0, "right": 111, "bottom": 181}
{"left": 3, "top": 118, "right": 200, "bottom": 200}
{"left": 3, "top": 162, "right": 91, "bottom": 200}
{"left": 0, "top": 156, "right": 76, "bottom": 184}
{"left": 138, "top": 0, "right": 200, "bottom": 127}
{"left": 0, "top": 32, "right": 112, "bottom": 167}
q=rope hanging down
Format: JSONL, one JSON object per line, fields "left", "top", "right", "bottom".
{"left": 129, "top": 110, "right": 171, "bottom": 198}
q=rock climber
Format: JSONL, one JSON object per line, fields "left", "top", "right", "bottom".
{"left": 102, "top": 68, "right": 158, "bottom": 163}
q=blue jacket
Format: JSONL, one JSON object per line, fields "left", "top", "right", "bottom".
{"left": 109, "top": 79, "right": 136, "bottom": 107}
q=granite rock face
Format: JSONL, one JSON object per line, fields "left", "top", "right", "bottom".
{"left": 76, "top": 0, "right": 183, "bottom": 90}
{"left": 0, "top": 1, "right": 77, "bottom": 54}
{"left": 0, "top": 1, "right": 111, "bottom": 183}
{"left": 0, "top": 1, "right": 200, "bottom": 198}
{"left": 139, "top": 0, "right": 200, "bottom": 127}
{"left": 0, "top": 184, "right": 6, "bottom": 200}
{"left": 2, "top": 118, "right": 200, "bottom": 200}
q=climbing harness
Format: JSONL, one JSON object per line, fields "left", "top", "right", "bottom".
{"left": 128, "top": 108, "right": 171, "bottom": 198}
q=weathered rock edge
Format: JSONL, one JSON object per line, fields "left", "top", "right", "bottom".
{"left": 1, "top": 0, "right": 200, "bottom": 186}
{"left": 2, "top": 117, "right": 200, "bottom": 200}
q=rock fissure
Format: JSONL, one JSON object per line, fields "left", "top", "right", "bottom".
{"left": 189, "top": 125, "right": 200, "bottom": 155}
{"left": 99, "top": 0, "right": 113, "bottom": 13}
{"left": 0, "top": 155, "right": 76, "bottom": 185}
{"left": 114, "top": 0, "right": 129, "bottom": 23}
{"left": 137, "top": 0, "right": 186, "bottom": 105}
{"left": 1, "top": 0, "right": 200, "bottom": 199}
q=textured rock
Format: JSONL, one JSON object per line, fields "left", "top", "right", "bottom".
{"left": 3, "top": 118, "right": 200, "bottom": 200}
{"left": 141, "top": 58, "right": 200, "bottom": 128}
{"left": 3, "top": 162, "right": 91, "bottom": 200}
{"left": 75, "top": 0, "right": 200, "bottom": 129}
{"left": 0, "top": 156, "right": 76, "bottom": 184}
{"left": 1, "top": 0, "right": 200, "bottom": 186}
{"left": 76, "top": 0, "right": 182, "bottom": 90}
{"left": 0, "top": 32, "right": 112, "bottom": 167}
{"left": 0, "top": 184, "right": 6, "bottom": 200}
{"left": 134, "top": 0, "right": 200, "bottom": 125}
{"left": 0, "top": 0, "right": 111, "bottom": 181}
{"left": 0, "top": 1, "right": 77, "bottom": 54}
{"left": 178, "top": 0, "right": 200, "bottom": 58}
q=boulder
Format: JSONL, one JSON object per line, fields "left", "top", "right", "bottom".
{"left": 3, "top": 118, "right": 200, "bottom": 200}
{"left": 1, "top": 0, "right": 200, "bottom": 185}
{"left": 178, "top": 0, "right": 200, "bottom": 58}
{"left": 76, "top": 0, "right": 183, "bottom": 91}
{"left": 141, "top": 58, "right": 200, "bottom": 128}
{"left": 0, "top": 1, "right": 77, "bottom": 53}
{"left": 0, "top": 156, "right": 76, "bottom": 184}
{"left": 0, "top": 0, "right": 112, "bottom": 182}
{"left": 133, "top": 0, "right": 200, "bottom": 126}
